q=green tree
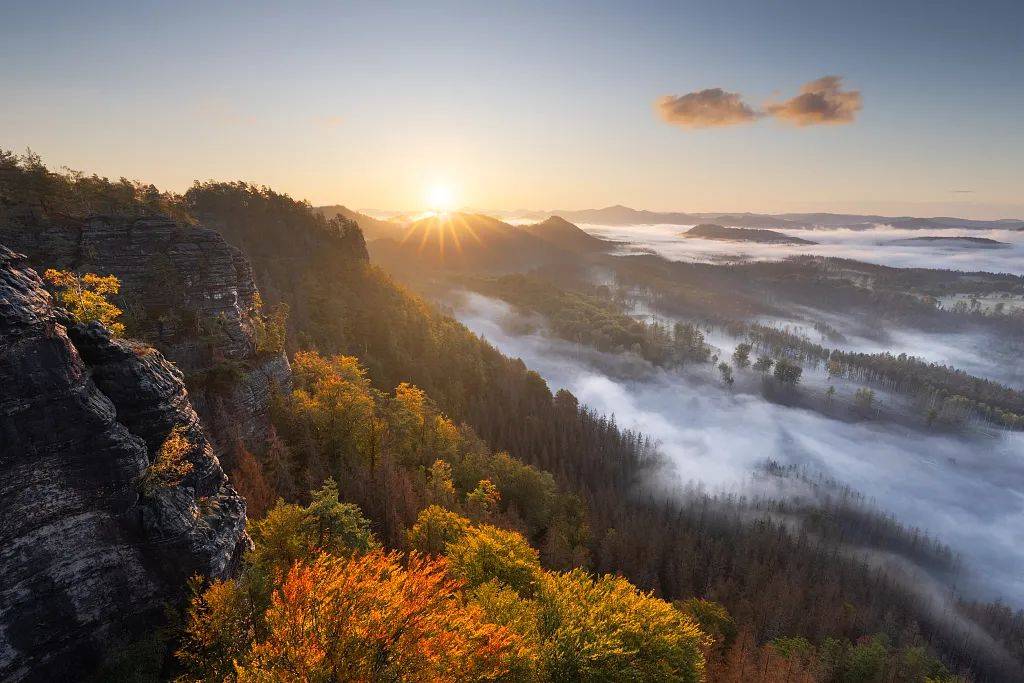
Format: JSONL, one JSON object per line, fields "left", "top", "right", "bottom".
{"left": 717, "top": 362, "right": 735, "bottom": 386}
{"left": 732, "top": 343, "right": 752, "bottom": 369}
{"left": 853, "top": 387, "right": 876, "bottom": 416}
{"left": 753, "top": 355, "right": 774, "bottom": 375}
{"left": 773, "top": 358, "right": 803, "bottom": 385}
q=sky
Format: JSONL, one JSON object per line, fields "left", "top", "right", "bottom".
{"left": 2, "top": 0, "right": 1023, "bottom": 217}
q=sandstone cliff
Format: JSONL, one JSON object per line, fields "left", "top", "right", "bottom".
{"left": 0, "top": 215, "right": 291, "bottom": 456}
{"left": 0, "top": 246, "right": 249, "bottom": 680}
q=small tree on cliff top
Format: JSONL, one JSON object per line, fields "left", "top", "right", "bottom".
{"left": 44, "top": 268, "right": 125, "bottom": 336}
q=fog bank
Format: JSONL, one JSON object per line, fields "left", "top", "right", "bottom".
{"left": 577, "top": 223, "right": 1024, "bottom": 275}
{"left": 454, "top": 291, "right": 1024, "bottom": 604}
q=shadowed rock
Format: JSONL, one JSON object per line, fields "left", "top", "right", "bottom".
{"left": 0, "top": 246, "right": 249, "bottom": 681}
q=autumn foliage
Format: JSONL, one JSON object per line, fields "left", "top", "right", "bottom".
{"left": 178, "top": 498, "right": 707, "bottom": 682}
{"left": 44, "top": 268, "right": 125, "bottom": 336}
{"left": 237, "top": 551, "right": 520, "bottom": 682}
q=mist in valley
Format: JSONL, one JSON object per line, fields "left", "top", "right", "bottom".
{"left": 566, "top": 223, "right": 1024, "bottom": 276}
{"left": 452, "top": 291, "right": 1024, "bottom": 605}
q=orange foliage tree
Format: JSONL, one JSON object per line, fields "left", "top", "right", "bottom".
{"left": 235, "top": 551, "right": 523, "bottom": 682}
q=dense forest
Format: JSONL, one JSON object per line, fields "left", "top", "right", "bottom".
{"left": 4, "top": 151, "right": 1024, "bottom": 681}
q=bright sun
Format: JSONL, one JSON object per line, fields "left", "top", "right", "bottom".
{"left": 425, "top": 184, "right": 456, "bottom": 214}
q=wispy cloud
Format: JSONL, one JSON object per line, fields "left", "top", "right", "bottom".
{"left": 655, "top": 88, "right": 761, "bottom": 129}
{"left": 951, "top": 189, "right": 975, "bottom": 194}
{"left": 765, "top": 76, "right": 862, "bottom": 126}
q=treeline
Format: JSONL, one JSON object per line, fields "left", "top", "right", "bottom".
{"left": 0, "top": 149, "right": 192, "bottom": 222}
{"left": 470, "top": 267, "right": 1024, "bottom": 430}
{"left": 737, "top": 322, "right": 1024, "bottom": 429}
{"left": 607, "top": 252, "right": 1024, "bottom": 340}
{"left": 254, "top": 351, "right": 590, "bottom": 567}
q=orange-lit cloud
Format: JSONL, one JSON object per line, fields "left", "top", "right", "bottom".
{"left": 655, "top": 88, "right": 760, "bottom": 128}
{"left": 765, "top": 76, "right": 862, "bottom": 126}
{"left": 658, "top": 77, "right": 862, "bottom": 131}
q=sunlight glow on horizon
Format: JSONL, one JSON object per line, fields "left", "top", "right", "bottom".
{"left": 425, "top": 184, "right": 457, "bottom": 215}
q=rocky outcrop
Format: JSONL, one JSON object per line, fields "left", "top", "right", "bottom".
{"left": 0, "top": 247, "right": 249, "bottom": 680}
{"left": 0, "top": 215, "right": 291, "bottom": 456}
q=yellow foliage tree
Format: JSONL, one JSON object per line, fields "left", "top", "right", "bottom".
{"left": 249, "top": 291, "right": 288, "bottom": 356}
{"left": 407, "top": 504, "right": 470, "bottom": 555}
{"left": 139, "top": 425, "right": 193, "bottom": 494}
{"left": 536, "top": 569, "right": 707, "bottom": 682}
{"left": 466, "top": 478, "right": 502, "bottom": 520}
{"left": 391, "top": 382, "right": 428, "bottom": 464}
{"left": 445, "top": 523, "right": 542, "bottom": 597}
{"left": 426, "top": 459, "right": 457, "bottom": 508}
{"left": 284, "top": 352, "right": 383, "bottom": 467}
{"left": 44, "top": 268, "right": 125, "bottom": 336}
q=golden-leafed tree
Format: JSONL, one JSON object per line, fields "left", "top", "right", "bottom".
{"left": 44, "top": 268, "right": 125, "bottom": 336}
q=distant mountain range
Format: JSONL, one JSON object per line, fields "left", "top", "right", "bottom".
{"left": 486, "top": 205, "right": 1024, "bottom": 231}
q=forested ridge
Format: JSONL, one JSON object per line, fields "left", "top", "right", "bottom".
{"left": 179, "top": 175, "right": 1023, "bottom": 681}
{"left": 466, "top": 270, "right": 1024, "bottom": 429}
{"left": 4, "top": 151, "right": 1024, "bottom": 680}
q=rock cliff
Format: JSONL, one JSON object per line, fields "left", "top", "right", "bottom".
{"left": 0, "top": 246, "right": 249, "bottom": 680}
{"left": 0, "top": 215, "right": 291, "bottom": 455}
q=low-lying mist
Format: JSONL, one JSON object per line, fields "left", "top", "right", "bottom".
{"left": 453, "top": 291, "right": 1024, "bottom": 604}
{"left": 576, "top": 223, "right": 1024, "bottom": 275}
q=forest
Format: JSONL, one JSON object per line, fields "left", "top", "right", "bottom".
{"left": 3, "top": 151, "right": 1024, "bottom": 681}
{"left": 463, "top": 270, "right": 1024, "bottom": 429}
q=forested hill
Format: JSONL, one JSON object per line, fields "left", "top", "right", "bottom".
{"left": 183, "top": 181, "right": 1023, "bottom": 681}
{"left": 3, "top": 151, "right": 1023, "bottom": 680}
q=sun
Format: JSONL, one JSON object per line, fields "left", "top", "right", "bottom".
{"left": 425, "top": 184, "right": 456, "bottom": 214}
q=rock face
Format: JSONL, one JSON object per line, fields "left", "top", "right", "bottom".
{"left": 0, "top": 247, "right": 250, "bottom": 680}
{"left": 0, "top": 216, "right": 291, "bottom": 455}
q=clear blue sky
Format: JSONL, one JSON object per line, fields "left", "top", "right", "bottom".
{"left": 2, "top": 0, "right": 1022, "bottom": 216}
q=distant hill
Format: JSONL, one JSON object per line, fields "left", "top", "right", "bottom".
{"left": 682, "top": 223, "right": 817, "bottom": 245}
{"left": 520, "top": 215, "right": 611, "bottom": 252}
{"left": 886, "top": 236, "right": 1011, "bottom": 249}
{"left": 369, "top": 212, "right": 571, "bottom": 272}
{"left": 318, "top": 205, "right": 407, "bottom": 241}
{"left": 496, "top": 205, "right": 1024, "bottom": 231}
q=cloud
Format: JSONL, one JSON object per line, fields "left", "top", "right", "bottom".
{"left": 951, "top": 189, "right": 975, "bottom": 194}
{"left": 655, "top": 88, "right": 761, "bottom": 129}
{"left": 765, "top": 76, "right": 862, "bottom": 126}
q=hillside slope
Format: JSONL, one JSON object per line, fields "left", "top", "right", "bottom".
{"left": 521, "top": 215, "right": 611, "bottom": 252}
